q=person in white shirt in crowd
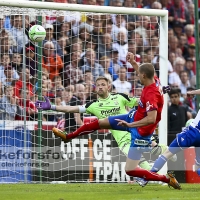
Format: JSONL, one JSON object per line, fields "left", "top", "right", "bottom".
{"left": 134, "top": 16, "right": 150, "bottom": 47}
{"left": 179, "top": 70, "right": 191, "bottom": 96}
{"left": 152, "top": 55, "right": 173, "bottom": 76}
{"left": 0, "top": 85, "right": 22, "bottom": 120}
{"left": 2, "top": 65, "right": 17, "bottom": 86}
{"left": 168, "top": 57, "right": 185, "bottom": 86}
{"left": 9, "top": 15, "right": 28, "bottom": 53}
{"left": 0, "top": 14, "right": 16, "bottom": 46}
{"left": 0, "top": 54, "right": 19, "bottom": 82}
{"left": 112, "top": 67, "right": 132, "bottom": 95}
{"left": 111, "top": 14, "right": 127, "bottom": 42}
{"left": 64, "top": 0, "right": 81, "bottom": 36}
{"left": 112, "top": 31, "right": 128, "bottom": 63}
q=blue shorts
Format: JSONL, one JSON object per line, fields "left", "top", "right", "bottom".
{"left": 108, "top": 109, "right": 152, "bottom": 160}
{"left": 169, "top": 126, "right": 200, "bottom": 164}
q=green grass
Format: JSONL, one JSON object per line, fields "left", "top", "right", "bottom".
{"left": 0, "top": 183, "right": 200, "bottom": 200}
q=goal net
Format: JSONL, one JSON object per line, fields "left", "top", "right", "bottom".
{"left": 0, "top": 1, "right": 168, "bottom": 183}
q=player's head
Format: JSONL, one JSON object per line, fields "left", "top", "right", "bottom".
{"left": 138, "top": 63, "right": 155, "bottom": 85}
{"left": 95, "top": 76, "right": 111, "bottom": 98}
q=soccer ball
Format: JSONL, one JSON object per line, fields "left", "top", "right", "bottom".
{"left": 185, "top": 119, "right": 194, "bottom": 127}
{"left": 29, "top": 25, "right": 46, "bottom": 42}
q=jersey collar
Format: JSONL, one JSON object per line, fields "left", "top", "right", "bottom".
{"left": 98, "top": 93, "right": 111, "bottom": 101}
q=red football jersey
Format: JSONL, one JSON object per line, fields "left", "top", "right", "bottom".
{"left": 134, "top": 76, "right": 164, "bottom": 136}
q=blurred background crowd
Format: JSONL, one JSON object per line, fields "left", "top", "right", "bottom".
{"left": 0, "top": 0, "right": 199, "bottom": 133}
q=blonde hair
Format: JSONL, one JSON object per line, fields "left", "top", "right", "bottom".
{"left": 95, "top": 76, "right": 110, "bottom": 84}
{"left": 100, "top": 56, "right": 110, "bottom": 61}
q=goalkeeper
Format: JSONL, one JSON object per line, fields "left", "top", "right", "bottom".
{"left": 36, "top": 76, "right": 175, "bottom": 169}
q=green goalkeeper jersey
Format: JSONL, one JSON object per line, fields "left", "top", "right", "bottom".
{"left": 83, "top": 93, "right": 138, "bottom": 155}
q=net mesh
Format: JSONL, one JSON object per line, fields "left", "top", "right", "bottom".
{"left": 0, "top": 6, "right": 161, "bottom": 183}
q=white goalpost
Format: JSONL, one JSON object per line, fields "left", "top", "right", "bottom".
{"left": 0, "top": 0, "right": 168, "bottom": 183}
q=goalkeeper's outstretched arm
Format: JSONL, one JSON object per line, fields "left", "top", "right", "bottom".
{"left": 35, "top": 96, "right": 83, "bottom": 113}
{"left": 54, "top": 105, "right": 80, "bottom": 113}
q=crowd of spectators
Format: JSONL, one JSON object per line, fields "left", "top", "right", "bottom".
{"left": 0, "top": 0, "right": 199, "bottom": 133}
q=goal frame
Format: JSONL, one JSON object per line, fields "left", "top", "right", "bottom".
{"left": 0, "top": 0, "right": 168, "bottom": 172}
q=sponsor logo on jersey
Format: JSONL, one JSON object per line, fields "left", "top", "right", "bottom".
{"left": 138, "top": 100, "right": 143, "bottom": 108}
{"left": 114, "top": 101, "right": 118, "bottom": 105}
{"left": 98, "top": 103, "right": 103, "bottom": 107}
{"left": 101, "top": 107, "right": 120, "bottom": 115}
{"left": 146, "top": 101, "right": 153, "bottom": 111}
{"left": 111, "top": 96, "right": 117, "bottom": 100}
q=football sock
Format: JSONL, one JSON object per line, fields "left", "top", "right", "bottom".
{"left": 66, "top": 119, "right": 100, "bottom": 139}
{"left": 126, "top": 167, "right": 169, "bottom": 183}
{"left": 151, "top": 155, "right": 168, "bottom": 173}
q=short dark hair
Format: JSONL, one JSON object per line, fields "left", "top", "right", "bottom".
{"left": 180, "top": 70, "right": 189, "bottom": 77}
{"left": 139, "top": 63, "right": 155, "bottom": 79}
{"left": 144, "top": 48, "right": 152, "bottom": 54}
{"left": 168, "top": 88, "right": 180, "bottom": 97}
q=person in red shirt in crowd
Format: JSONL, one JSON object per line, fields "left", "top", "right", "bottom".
{"left": 168, "top": 0, "right": 186, "bottom": 27}
{"left": 14, "top": 68, "right": 34, "bottom": 98}
{"left": 15, "top": 88, "right": 37, "bottom": 121}
{"left": 184, "top": 24, "right": 195, "bottom": 45}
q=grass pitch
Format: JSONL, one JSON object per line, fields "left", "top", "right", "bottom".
{"left": 0, "top": 183, "right": 200, "bottom": 200}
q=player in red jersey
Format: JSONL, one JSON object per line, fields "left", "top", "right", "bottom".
{"left": 51, "top": 52, "right": 180, "bottom": 189}
{"left": 106, "top": 52, "right": 180, "bottom": 189}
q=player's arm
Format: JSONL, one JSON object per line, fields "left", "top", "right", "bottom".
{"left": 126, "top": 52, "right": 139, "bottom": 73}
{"left": 116, "top": 110, "right": 157, "bottom": 128}
{"left": 35, "top": 96, "right": 86, "bottom": 113}
{"left": 187, "top": 89, "right": 200, "bottom": 95}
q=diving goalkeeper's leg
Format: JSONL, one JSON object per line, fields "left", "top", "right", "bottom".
{"left": 53, "top": 114, "right": 128, "bottom": 142}
{"left": 53, "top": 119, "right": 102, "bottom": 142}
